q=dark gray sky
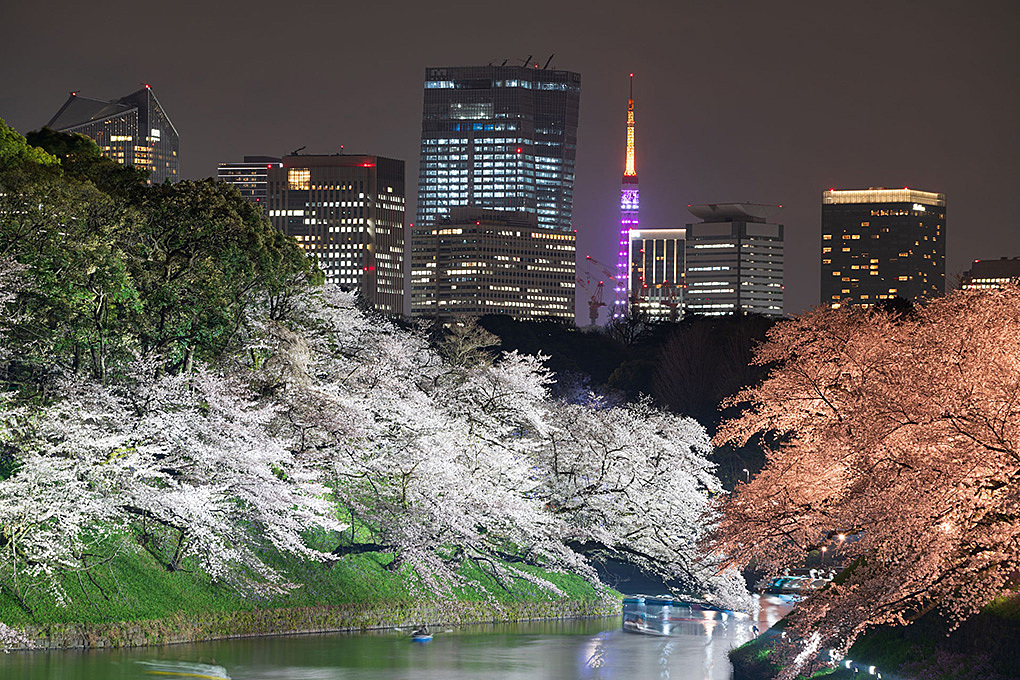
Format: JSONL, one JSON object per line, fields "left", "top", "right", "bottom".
{"left": 3, "top": 0, "right": 1018, "bottom": 318}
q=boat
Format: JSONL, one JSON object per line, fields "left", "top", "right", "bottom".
{"left": 621, "top": 594, "right": 750, "bottom": 635}
{"left": 754, "top": 569, "right": 835, "bottom": 596}
{"left": 411, "top": 634, "right": 433, "bottom": 643}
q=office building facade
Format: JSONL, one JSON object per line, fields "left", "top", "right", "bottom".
{"left": 684, "top": 204, "right": 784, "bottom": 317}
{"left": 412, "top": 64, "right": 580, "bottom": 320}
{"left": 415, "top": 64, "right": 580, "bottom": 231}
{"left": 821, "top": 188, "right": 946, "bottom": 308}
{"left": 411, "top": 208, "right": 574, "bottom": 321}
{"left": 217, "top": 156, "right": 282, "bottom": 213}
{"left": 628, "top": 228, "right": 685, "bottom": 321}
{"left": 47, "top": 85, "right": 178, "bottom": 184}
{"left": 961, "top": 257, "right": 1020, "bottom": 291}
{"left": 267, "top": 154, "right": 405, "bottom": 315}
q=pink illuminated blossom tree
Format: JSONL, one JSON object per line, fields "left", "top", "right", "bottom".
{"left": 707, "top": 287, "right": 1020, "bottom": 672}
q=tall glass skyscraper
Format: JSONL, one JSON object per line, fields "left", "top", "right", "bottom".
{"left": 411, "top": 64, "right": 581, "bottom": 319}
{"left": 415, "top": 64, "right": 580, "bottom": 231}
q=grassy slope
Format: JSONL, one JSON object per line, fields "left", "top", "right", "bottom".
{"left": 0, "top": 541, "right": 611, "bottom": 627}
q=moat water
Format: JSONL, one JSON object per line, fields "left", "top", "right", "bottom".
{"left": 0, "top": 597, "right": 792, "bottom": 680}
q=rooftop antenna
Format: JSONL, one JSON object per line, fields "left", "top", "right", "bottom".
{"left": 291, "top": 145, "right": 306, "bottom": 156}
{"left": 543, "top": 54, "right": 555, "bottom": 69}
{"left": 340, "top": 144, "right": 344, "bottom": 154}
{"left": 500, "top": 59, "right": 508, "bottom": 66}
{"left": 520, "top": 54, "right": 533, "bottom": 67}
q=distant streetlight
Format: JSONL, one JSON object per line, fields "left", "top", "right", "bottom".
{"left": 742, "top": 468, "right": 750, "bottom": 482}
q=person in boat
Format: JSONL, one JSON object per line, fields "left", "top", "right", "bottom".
{"left": 412, "top": 623, "right": 430, "bottom": 636}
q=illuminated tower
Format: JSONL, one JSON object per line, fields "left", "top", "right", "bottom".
{"left": 616, "top": 74, "right": 639, "bottom": 317}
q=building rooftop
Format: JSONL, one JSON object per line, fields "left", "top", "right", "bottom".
{"left": 47, "top": 93, "right": 134, "bottom": 130}
{"left": 964, "top": 257, "right": 1020, "bottom": 278}
{"left": 822, "top": 188, "right": 945, "bottom": 207}
{"left": 687, "top": 203, "right": 782, "bottom": 222}
{"left": 282, "top": 153, "right": 382, "bottom": 168}
{"left": 441, "top": 207, "right": 538, "bottom": 228}
{"left": 629, "top": 228, "right": 686, "bottom": 239}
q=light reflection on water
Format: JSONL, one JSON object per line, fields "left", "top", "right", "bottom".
{"left": 1, "top": 598, "right": 792, "bottom": 680}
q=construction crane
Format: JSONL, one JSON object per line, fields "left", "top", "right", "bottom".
{"left": 575, "top": 273, "right": 606, "bottom": 327}
{"left": 577, "top": 255, "right": 618, "bottom": 326}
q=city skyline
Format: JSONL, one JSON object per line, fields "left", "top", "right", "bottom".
{"left": 2, "top": 0, "right": 1017, "bottom": 318}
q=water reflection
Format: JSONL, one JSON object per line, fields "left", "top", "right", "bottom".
{"left": 1, "top": 598, "right": 792, "bottom": 680}
{"left": 138, "top": 660, "right": 231, "bottom": 679}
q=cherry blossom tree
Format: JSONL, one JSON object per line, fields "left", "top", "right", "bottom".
{"left": 540, "top": 397, "right": 749, "bottom": 608}
{"left": 250, "top": 286, "right": 740, "bottom": 600}
{"left": 0, "top": 272, "right": 742, "bottom": 618}
{"left": 248, "top": 288, "right": 567, "bottom": 592}
{"left": 708, "top": 287, "right": 1020, "bottom": 670}
{"left": 0, "top": 360, "right": 344, "bottom": 603}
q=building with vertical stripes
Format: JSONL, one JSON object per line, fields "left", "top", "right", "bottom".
{"left": 628, "top": 228, "right": 685, "bottom": 321}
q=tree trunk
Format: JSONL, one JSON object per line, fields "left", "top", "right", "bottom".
{"left": 168, "top": 529, "right": 188, "bottom": 571}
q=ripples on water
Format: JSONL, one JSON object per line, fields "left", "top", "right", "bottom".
{"left": 1, "top": 597, "right": 792, "bottom": 680}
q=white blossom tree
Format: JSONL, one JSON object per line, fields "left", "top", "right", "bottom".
{"left": 0, "top": 360, "right": 343, "bottom": 603}
{"left": 249, "top": 289, "right": 565, "bottom": 591}
{"left": 250, "top": 286, "right": 742, "bottom": 601}
{"left": 539, "top": 397, "right": 749, "bottom": 608}
{"left": 0, "top": 276, "right": 744, "bottom": 623}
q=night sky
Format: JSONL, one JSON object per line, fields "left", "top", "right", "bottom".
{"left": 3, "top": 0, "right": 1018, "bottom": 318}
